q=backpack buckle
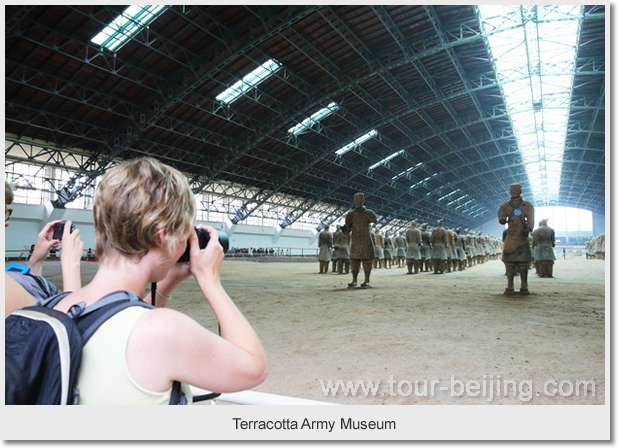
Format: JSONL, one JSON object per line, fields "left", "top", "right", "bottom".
{"left": 67, "top": 302, "right": 87, "bottom": 318}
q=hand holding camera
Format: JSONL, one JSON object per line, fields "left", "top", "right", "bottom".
{"left": 28, "top": 220, "right": 81, "bottom": 278}
{"left": 52, "top": 221, "right": 75, "bottom": 241}
{"left": 180, "top": 226, "right": 229, "bottom": 286}
{"left": 178, "top": 227, "right": 229, "bottom": 262}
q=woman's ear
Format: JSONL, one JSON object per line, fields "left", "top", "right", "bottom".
{"left": 157, "top": 228, "right": 168, "bottom": 244}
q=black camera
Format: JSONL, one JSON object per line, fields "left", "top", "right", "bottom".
{"left": 178, "top": 227, "right": 229, "bottom": 262}
{"left": 52, "top": 222, "right": 75, "bottom": 241}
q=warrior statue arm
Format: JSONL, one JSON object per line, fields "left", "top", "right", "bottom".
{"left": 498, "top": 203, "right": 509, "bottom": 225}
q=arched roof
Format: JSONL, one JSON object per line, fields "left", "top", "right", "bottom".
{"left": 5, "top": 5, "right": 605, "bottom": 229}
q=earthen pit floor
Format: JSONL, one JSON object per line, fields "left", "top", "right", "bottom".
{"left": 41, "top": 255, "right": 605, "bottom": 405}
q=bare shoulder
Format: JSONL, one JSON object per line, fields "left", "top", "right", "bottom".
{"left": 132, "top": 306, "right": 211, "bottom": 345}
{"left": 5, "top": 274, "right": 36, "bottom": 316}
{"left": 135, "top": 306, "right": 199, "bottom": 330}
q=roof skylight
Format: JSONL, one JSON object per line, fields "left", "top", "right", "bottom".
{"left": 216, "top": 59, "right": 283, "bottom": 105}
{"left": 477, "top": 5, "right": 583, "bottom": 206}
{"left": 368, "top": 149, "right": 404, "bottom": 170}
{"left": 447, "top": 194, "right": 469, "bottom": 207}
{"left": 91, "top": 5, "right": 168, "bottom": 52}
{"left": 288, "top": 102, "right": 339, "bottom": 136}
{"left": 335, "top": 129, "right": 378, "bottom": 156}
{"left": 410, "top": 172, "right": 440, "bottom": 190}
{"left": 437, "top": 189, "right": 461, "bottom": 202}
{"left": 391, "top": 162, "right": 423, "bottom": 181}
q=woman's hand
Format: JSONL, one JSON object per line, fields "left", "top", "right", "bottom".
{"left": 188, "top": 225, "right": 225, "bottom": 286}
{"left": 60, "top": 221, "right": 83, "bottom": 291}
{"left": 28, "top": 220, "right": 63, "bottom": 275}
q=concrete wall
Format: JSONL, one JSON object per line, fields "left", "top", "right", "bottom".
{"left": 6, "top": 202, "right": 605, "bottom": 257}
{"left": 592, "top": 211, "right": 606, "bottom": 236}
{"left": 474, "top": 217, "right": 504, "bottom": 238}
{"left": 5, "top": 203, "right": 320, "bottom": 256}
{"left": 474, "top": 212, "right": 605, "bottom": 242}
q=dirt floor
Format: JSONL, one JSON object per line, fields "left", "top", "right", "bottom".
{"left": 39, "top": 254, "right": 605, "bottom": 405}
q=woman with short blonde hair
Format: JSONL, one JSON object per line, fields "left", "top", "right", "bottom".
{"left": 53, "top": 157, "right": 268, "bottom": 404}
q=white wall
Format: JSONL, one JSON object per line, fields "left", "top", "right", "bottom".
{"left": 475, "top": 211, "right": 604, "bottom": 240}
{"left": 474, "top": 217, "right": 504, "bottom": 237}
{"left": 5, "top": 203, "right": 320, "bottom": 255}
{"left": 592, "top": 211, "right": 605, "bottom": 236}
{"left": 8, "top": 202, "right": 603, "bottom": 255}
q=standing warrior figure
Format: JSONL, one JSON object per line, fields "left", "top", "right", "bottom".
{"left": 498, "top": 183, "right": 535, "bottom": 294}
{"left": 383, "top": 232, "right": 394, "bottom": 269}
{"left": 453, "top": 228, "right": 467, "bottom": 271}
{"left": 532, "top": 219, "right": 556, "bottom": 278}
{"left": 336, "top": 227, "right": 351, "bottom": 274}
{"left": 430, "top": 219, "right": 449, "bottom": 274}
{"left": 421, "top": 223, "right": 432, "bottom": 272}
{"left": 317, "top": 224, "right": 333, "bottom": 274}
{"left": 341, "top": 192, "right": 378, "bottom": 288}
{"left": 405, "top": 220, "right": 423, "bottom": 274}
{"left": 445, "top": 227, "right": 456, "bottom": 273}
{"left": 395, "top": 231, "right": 407, "bottom": 268}
{"left": 373, "top": 227, "right": 385, "bottom": 269}
{"left": 331, "top": 225, "right": 342, "bottom": 273}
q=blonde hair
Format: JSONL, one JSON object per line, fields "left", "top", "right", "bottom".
{"left": 93, "top": 157, "right": 195, "bottom": 261}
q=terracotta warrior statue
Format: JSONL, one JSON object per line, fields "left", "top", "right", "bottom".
{"left": 421, "top": 223, "right": 432, "bottom": 272}
{"left": 373, "top": 226, "right": 384, "bottom": 269}
{"left": 395, "top": 230, "right": 407, "bottom": 268}
{"left": 532, "top": 219, "right": 556, "bottom": 278}
{"left": 498, "top": 183, "right": 535, "bottom": 294}
{"left": 317, "top": 224, "right": 333, "bottom": 274}
{"left": 341, "top": 192, "right": 378, "bottom": 288}
{"left": 336, "top": 225, "right": 351, "bottom": 274}
{"left": 331, "top": 225, "right": 342, "bottom": 272}
{"left": 405, "top": 220, "right": 423, "bottom": 274}
{"left": 430, "top": 219, "right": 449, "bottom": 274}
{"left": 453, "top": 228, "right": 466, "bottom": 271}
{"left": 383, "top": 231, "right": 393, "bottom": 269}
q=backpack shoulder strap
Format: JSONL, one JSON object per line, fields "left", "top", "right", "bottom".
{"left": 74, "top": 291, "right": 189, "bottom": 405}
{"left": 39, "top": 291, "right": 73, "bottom": 308}
{"left": 69, "top": 291, "right": 187, "bottom": 405}
{"left": 77, "top": 291, "right": 154, "bottom": 343}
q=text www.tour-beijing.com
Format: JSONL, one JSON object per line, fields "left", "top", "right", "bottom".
{"left": 319, "top": 375, "right": 596, "bottom": 402}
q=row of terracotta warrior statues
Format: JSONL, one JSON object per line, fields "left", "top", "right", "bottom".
{"left": 318, "top": 221, "right": 503, "bottom": 276}
{"left": 318, "top": 184, "right": 561, "bottom": 294}
{"left": 585, "top": 234, "right": 605, "bottom": 260}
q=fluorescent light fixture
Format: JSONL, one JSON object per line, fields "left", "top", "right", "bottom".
{"left": 392, "top": 162, "right": 423, "bottom": 181}
{"left": 437, "top": 189, "right": 461, "bottom": 202}
{"left": 368, "top": 149, "right": 404, "bottom": 170}
{"left": 335, "top": 129, "right": 378, "bottom": 156}
{"left": 447, "top": 194, "right": 469, "bottom": 207}
{"left": 455, "top": 199, "right": 474, "bottom": 211}
{"left": 410, "top": 172, "right": 439, "bottom": 190}
{"left": 91, "top": 5, "right": 168, "bottom": 52}
{"left": 477, "top": 5, "right": 583, "bottom": 205}
{"left": 216, "top": 59, "right": 282, "bottom": 105}
{"left": 288, "top": 102, "right": 339, "bottom": 135}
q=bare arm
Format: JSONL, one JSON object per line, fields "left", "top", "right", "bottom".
{"left": 27, "top": 220, "right": 62, "bottom": 276}
{"left": 59, "top": 221, "right": 83, "bottom": 291}
{"left": 188, "top": 226, "right": 267, "bottom": 384}
{"left": 5, "top": 274, "right": 36, "bottom": 316}
{"left": 129, "top": 226, "right": 267, "bottom": 393}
